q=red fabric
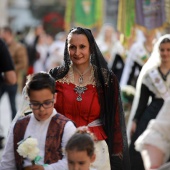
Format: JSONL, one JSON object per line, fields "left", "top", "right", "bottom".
{"left": 112, "top": 76, "right": 123, "bottom": 154}
{"left": 55, "top": 81, "right": 123, "bottom": 154}
{"left": 55, "top": 82, "right": 107, "bottom": 140}
{"left": 112, "top": 107, "right": 123, "bottom": 153}
{"left": 27, "top": 66, "right": 34, "bottom": 75}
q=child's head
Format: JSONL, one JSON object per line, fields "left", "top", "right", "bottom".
{"left": 26, "top": 72, "right": 55, "bottom": 96}
{"left": 65, "top": 127, "right": 96, "bottom": 170}
{"left": 25, "top": 72, "right": 56, "bottom": 121}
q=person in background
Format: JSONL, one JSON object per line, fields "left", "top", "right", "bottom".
{"left": 0, "top": 26, "right": 28, "bottom": 121}
{"left": 96, "top": 23, "right": 125, "bottom": 82}
{"left": 65, "top": 126, "right": 96, "bottom": 170}
{"left": 1, "top": 26, "right": 28, "bottom": 93}
{"left": 128, "top": 34, "right": 170, "bottom": 170}
{"left": 24, "top": 25, "right": 46, "bottom": 75}
{"left": 0, "top": 38, "right": 16, "bottom": 86}
{"left": 0, "top": 72, "right": 76, "bottom": 170}
{"left": 49, "top": 27, "right": 130, "bottom": 170}
{"left": 135, "top": 97, "right": 170, "bottom": 170}
{"left": 45, "top": 33, "right": 64, "bottom": 71}
{"left": 33, "top": 32, "right": 48, "bottom": 73}
{"left": 0, "top": 38, "right": 17, "bottom": 149}
{"left": 120, "top": 29, "right": 156, "bottom": 88}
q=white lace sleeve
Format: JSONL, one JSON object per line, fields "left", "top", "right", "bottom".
{"left": 135, "top": 97, "right": 170, "bottom": 162}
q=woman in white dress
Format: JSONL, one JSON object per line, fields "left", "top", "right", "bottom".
{"left": 127, "top": 34, "right": 170, "bottom": 170}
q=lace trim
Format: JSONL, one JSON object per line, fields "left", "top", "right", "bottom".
{"left": 87, "top": 119, "right": 102, "bottom": 127}
{"left": 56, "top": 64, "right": 96, "bottom": 86}
{"left": 148, "top": 68, "right": 170, "bottom": 100}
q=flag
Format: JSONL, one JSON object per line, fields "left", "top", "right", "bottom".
{"left": 64, "top": 0, "right": 103, "bottom": 31}
{"left": 165, "top": 0, "right": 170, "bottom": 25}
{"left": 117, "top": 0, "right": 135, "bottom": 38}
{"left": 135, "top": 0, "right": 166, "bottom": 30}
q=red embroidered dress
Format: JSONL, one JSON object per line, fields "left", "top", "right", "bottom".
{"left": 53, "top": 65, "right": 122, "bottom": 154}
{"left": 55, "top": 81, "right": 107, "bottom": 140}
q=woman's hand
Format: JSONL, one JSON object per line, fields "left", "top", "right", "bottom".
{"left": 24, "top": 165, "right": 44, "bottom": 170}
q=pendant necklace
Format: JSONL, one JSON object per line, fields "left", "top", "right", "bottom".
{"left": 73, "top": 65, "right": 91, "bottom": 101}
{"left": 74, "top": 65, "right": 91, "bottom": 85}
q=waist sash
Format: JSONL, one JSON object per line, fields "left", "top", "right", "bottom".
{"left": 148, "top": 69, "right": 170, "bottom": 100}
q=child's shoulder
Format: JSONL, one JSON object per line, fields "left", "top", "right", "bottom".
{"left": 15, "top": 115, "right": 31, "bottom": 124}
{"left": 53, "top": 113, "right": 70, "bottom": 122}
{"left": 52, "top": 113, "right": 76, "bottom": 128}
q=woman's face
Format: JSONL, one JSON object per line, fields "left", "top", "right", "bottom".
{"left": 67, "top": 33, "right": 91, "bottom": 67}
{"left": 159, "top": 42, "right": 170, "bottom": 63}
{"left": 104, "top": 26, "right": 114, "bottom": 40}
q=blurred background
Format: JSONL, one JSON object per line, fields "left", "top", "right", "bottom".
{"left": 0, "top": 0, "right": 118, "bottom": 35}
{"left": 0, "top": 0, "right": 168, "bottom": 35}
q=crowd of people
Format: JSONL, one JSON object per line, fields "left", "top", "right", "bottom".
{"left": 0, "top": 23, "right": 170, "bottom": 170}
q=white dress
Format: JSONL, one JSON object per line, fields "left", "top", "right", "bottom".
{"left": 135, "top": 97, "right": 170, "bottom": 162}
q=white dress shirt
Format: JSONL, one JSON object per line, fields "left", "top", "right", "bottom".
{"left": 0, "top": 109, "right": 76, "bottom": 170}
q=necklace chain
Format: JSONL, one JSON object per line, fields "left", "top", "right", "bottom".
{"left": 73, "top": 65, "right": 91, "bottom": 101}
{"left": 73, "top": 65, "right": 91, "bottom": 85}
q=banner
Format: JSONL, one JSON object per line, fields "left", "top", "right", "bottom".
{"left": 105, "top": 0, "right": 119, "bottom": 29}
{"left": 117, "top": 0, "right": 135, "bottom": 38}
{"left": 64, "top": 0, "right": 103, "bottom": 31}
{"left": 135, "top": 0, "right": 166, "bottom": 30}
{"left": 165, "top": 0, "right": 170, "bottom": 25}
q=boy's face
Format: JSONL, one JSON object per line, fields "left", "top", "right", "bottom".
{"left": 29, "top": 89, "right": 55, "bottom": 121}
{"left": 67, "top": 150, "right": 95, "bottom": 170}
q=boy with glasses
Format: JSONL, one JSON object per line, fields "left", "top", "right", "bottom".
{"left": 0, "top": 72, "right": 76, "bottom": 170}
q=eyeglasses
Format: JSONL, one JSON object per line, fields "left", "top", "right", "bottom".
{"left": 29, "top": 100, "right": 54, "bottom": 110}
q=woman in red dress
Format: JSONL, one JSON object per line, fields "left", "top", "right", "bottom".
{"left": 49, "top": 27, "right": 130, "bottom": 170}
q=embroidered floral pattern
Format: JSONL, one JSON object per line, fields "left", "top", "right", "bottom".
{"left": 56, "top": 64, "right": 96, "bottom": 86}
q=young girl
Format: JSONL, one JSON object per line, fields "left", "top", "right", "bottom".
{"left": 65, "top": 127, "right": 96, "bottom": 170}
